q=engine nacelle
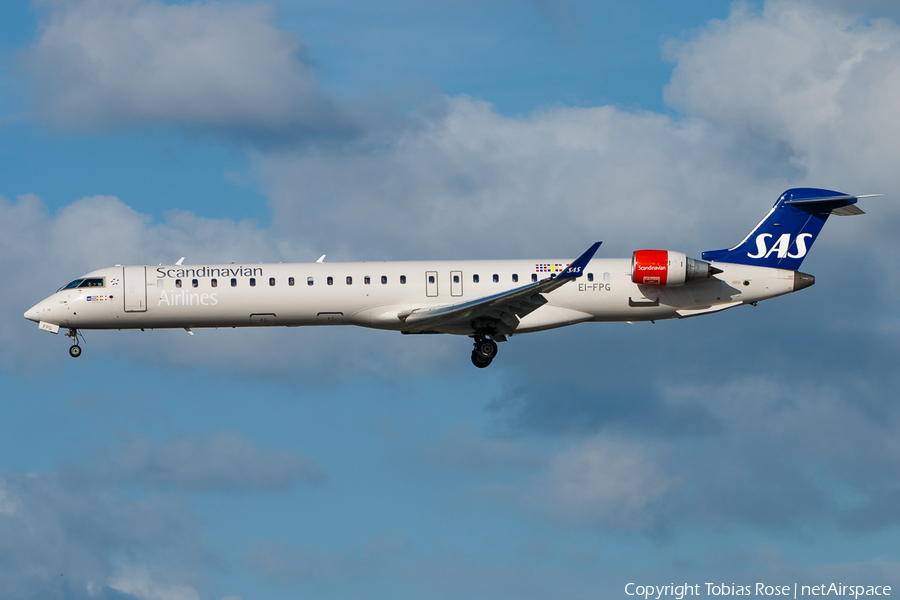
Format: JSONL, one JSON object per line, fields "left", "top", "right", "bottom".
{"left": 631, "top": 250, "right": 718, "bottom": 287}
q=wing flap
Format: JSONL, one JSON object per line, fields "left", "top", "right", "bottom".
{"left": 676, "top": 300, "right": 742, "bottom": 318}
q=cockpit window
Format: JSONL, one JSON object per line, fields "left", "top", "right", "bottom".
{"left": 59, "top": 277, "right": 104, "bottom": 292}
{"left": 61, "top": 279, "right": 84, "bottom": 291}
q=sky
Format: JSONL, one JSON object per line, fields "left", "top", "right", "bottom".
{"left": 2, "top": 0, "right": 900, "bottom": 598}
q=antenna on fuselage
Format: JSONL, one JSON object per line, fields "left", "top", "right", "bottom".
{"left": 175, "top": 257, "right": 185, "bottom": 265}
{"left": 316, "top": 255, "right": 326, "bottom": 263}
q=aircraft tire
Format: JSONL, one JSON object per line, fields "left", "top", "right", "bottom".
{"left": 474, "top": 339, "right": 498, "bottom": 360}
{"left": 471, "top": 351, "right": 492, "bottom": 368}
{"left": 69, "top": 345, "right": 82, "bottom": 358}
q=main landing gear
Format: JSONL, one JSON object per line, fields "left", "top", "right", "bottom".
{"left": 65, "top": 328, "right": 84, "bottom": 358}
{"left": 471, "top": 337, "right": 498, "bottom": 368}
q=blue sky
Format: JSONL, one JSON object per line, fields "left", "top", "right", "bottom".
{"left": 3, "top": 1, "right": 900, "bottom": 599}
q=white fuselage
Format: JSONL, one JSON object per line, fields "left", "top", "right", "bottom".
{"left": 24, "top": 258, "right": 803, "bottom": 335}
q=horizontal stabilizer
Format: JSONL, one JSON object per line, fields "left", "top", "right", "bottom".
{"left": 831, "top": 204, "right": 865, "bottom": 216}
{"left": 784, "top": 193, "right": 881, "bottom": 216}
{"left": 783, "top": 193, "right": 883, "bottom": 205}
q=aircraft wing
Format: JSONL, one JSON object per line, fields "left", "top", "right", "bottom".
{"left": 400, "top": 242, "right": 601, "bottom": 336}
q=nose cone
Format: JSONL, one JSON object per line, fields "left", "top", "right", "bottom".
{"left": 793, "top": 271, "right": 815, "bottom": 292}
{"left": 24, "top": 302, "right": 41, "bottom": 323}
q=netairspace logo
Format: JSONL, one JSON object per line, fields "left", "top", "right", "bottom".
{"left": 624, "top": 583, "right": 891, "bottom": 600}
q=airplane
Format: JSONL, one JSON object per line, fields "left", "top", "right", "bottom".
{"left": 24, "top": 188, "right": 880, "bottom": 368}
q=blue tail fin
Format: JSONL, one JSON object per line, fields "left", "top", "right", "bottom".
{"left": 702, "top": 188, "right": 865, "bottom": 270}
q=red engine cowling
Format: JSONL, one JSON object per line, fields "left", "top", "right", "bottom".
{"left": 631, "top": 250, "right": 717, "bottom": 287}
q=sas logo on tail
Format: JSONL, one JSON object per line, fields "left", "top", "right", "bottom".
{"left": 747, "top": 233, "right": 813, "bottom": 260}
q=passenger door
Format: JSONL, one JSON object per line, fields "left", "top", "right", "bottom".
{"left": 123, "top": 266, "right": 147, "bottom": 312}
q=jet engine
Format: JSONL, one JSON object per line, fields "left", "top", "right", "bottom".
{"left": 631, "top": 249, "right": 721, "bottom": 286}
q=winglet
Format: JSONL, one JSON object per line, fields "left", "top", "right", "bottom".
{"left": 557, "top": 242, "right": 602, "bottom": 280}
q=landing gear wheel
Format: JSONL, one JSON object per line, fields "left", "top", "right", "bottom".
{"left": 474, "top": 338, "right": 498, "bottom": 360}
{"left": 470, "top": 337, "right": 498, "bottom": 368}
{"left": 471, "top": 351, "right": 492, "bottom": 368}
{"left": 65, "top": 328, "right": 84, "bottom": 358}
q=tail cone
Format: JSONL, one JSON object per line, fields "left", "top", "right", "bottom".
{"left": 793, "top": 271, "right": 815, "bottom": 291}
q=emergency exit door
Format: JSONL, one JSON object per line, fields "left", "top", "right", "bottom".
{"left": 124, "top": 266, "right": 147, "bottom": 312}
{"left": 450, "top": 271, "right": 463, "bottom": 296}
{"left": 425, "top": 271, "right": 438, "bottom": 297}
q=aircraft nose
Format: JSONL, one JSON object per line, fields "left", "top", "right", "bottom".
{"left": 24, "top": 301, "right": 43, "bottom": 323}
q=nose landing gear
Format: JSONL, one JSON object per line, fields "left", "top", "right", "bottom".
{"left": 471, "top": 337, "right": 498, "bottom": 368}
{"left": 65, "top": 328, "right": 84, "bottom": 358}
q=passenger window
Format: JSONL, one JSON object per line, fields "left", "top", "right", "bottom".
{"left": 492, "top": 274, "right": 499, "bottom": 283}
{"left": 250, "top": 278, "right": 256, "bottom": 287}
{"left": 453, "top": 275, "right": 459, "bottom": 283}
{"left": 231, "top": 278, "right": 237, "bottom": 287}
{"left": 176, "top": 279, "right": 182, "bottom": 288}
{"left": 192, "top": 279, "right": 198, "bottom": 288}
{"left": 532, "top": 273, "right": 537, "bottom": 282}
{"left": 604, "top": 272, "right": 610, "bottom": 281}
{"left": 327, "top": 277, "right": 333, "bottom": 285}
{"left": 473, "top": 274, "right": 480, "bottom": 283}
{"left": 400, "top": 275, "right": 406, "bottom": 284}
{"left": 364, "top": 276, "right": 371, "bottom": 285}
{"left": 587, "top": 273, "right": 594, "bottom": 282}
{"left": 381, "top": 276, "right": 387, "bottom": 284}
{"left": 289, "top": 277, "right": 295, "bottom": 286}
{"left": 346, "top": 276, "right": 352, "bottom": 285}
{"left": 512, "top": 274, "right": 518, "bottom": 283}
{"left": 428, "top": 275, "right": 435, "bottom": 284}
{"left": 211, "top": 278, "right": 217, "bottom": 287}
{"left": 307, "top": 277, "right": 314, "bottom": 286}
{"left": 269, "top": 277, "right": 275, "bottom": 286}
{"left": 157, "top": 279, "right": 164, "bottom": 289}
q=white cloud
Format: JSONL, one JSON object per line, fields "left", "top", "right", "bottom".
{"left": 664, "top": 0, "right": 900, "bottom": 192}
{"left": 0, "top": 471, "right": 202, "bottom": 599}
{"left": 20, "top": 0, "right": 900, "bottom": 266}
{"left": 664, "top": 375, "right": 900, "bottom": 490}
{"left": 258, "top": 97, "right": 769, "bottom": 262}
{"left": 108, "top": 564, "right": 201, "bottom": 600}
{"left": 249, "top": 1, "right": 900, "bottom": 265}
{"left": 26, "top": 0, "right": 346, "bottom": 138}
{"left": 535, "top": 435, "right": 674, "bottom": 531}
{"left": 523, "top": 370, "right": 900, "bottom": 533}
